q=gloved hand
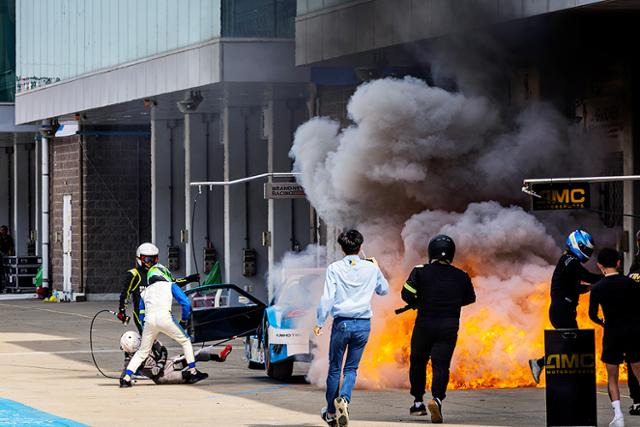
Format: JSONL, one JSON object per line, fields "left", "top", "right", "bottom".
{"left": 184, "top": 273, "right": 200, "bottom": 284}
{"left": 179, "top": 319, "right": 189, "bottom": 330}
{"left": 117, "top": 309, "right": 129, "bottom": 324}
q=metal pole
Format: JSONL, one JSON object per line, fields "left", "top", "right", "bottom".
{"left": 184, "top": 113, "right": 192, "bottom": 275}
{"left": 524, "top": 175, "right": 640, "bottom": 185}
{"left": 190, "top": 172, "right": 300, "bottom": 189}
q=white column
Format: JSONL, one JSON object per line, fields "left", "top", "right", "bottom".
{"left": 41, "top": 133, "right": 49, "bottom": 288}
{"left": 35, "top": 137, "right": 41, "bottom": 256}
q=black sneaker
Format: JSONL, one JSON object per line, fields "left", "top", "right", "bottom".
{"left": 183, "top": 369, "right": 208, "bottom": 384}
{"left": 630, "top": 403, "right": 640, "bottom": 416}
{"left": 410, "top": 402, "right": 427, "bottom": 416}
{"left": 321, "top": 407, "right": 337, "bottom": 427}
{"left": 119, "top": 377, "right": 132, "bottom": 388}
{"left": 334, "top": 396, "right": 349, "bottom": 427}
{"left": 428, "top": 398, "right": 443, "bottom": 424}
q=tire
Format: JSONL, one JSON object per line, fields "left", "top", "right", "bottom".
{"left": 264, "top": 320, "right": 293, "bottom": 380}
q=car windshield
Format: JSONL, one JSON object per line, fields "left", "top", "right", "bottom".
{"left": 189, "top": 285, "right": 258, "bottom": 311}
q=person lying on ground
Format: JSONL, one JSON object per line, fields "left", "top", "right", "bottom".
{"left": 120, "top": 330, "right": 232, "bottom": 384}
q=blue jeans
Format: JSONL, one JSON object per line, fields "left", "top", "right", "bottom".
{"left": 326, "top": 317, "right": 371, "bottom": 413}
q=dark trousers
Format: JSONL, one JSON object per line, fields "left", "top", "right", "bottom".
{"left": 536, "top": 300, "right": 578, "bottom": 367}
{"left": 409, "top": 318, "right": 459, "bottom": 401}
{"left": 629, "top": 362, "right": 640, "bottom": 404}
{"left": 0, "top": 254, "right": 4, "bottom": 291}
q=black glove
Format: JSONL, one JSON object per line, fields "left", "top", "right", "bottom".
{"left": 179, "top": 319, "right": 189, "bottom": 330}
{"left": 184, "top": 273, "right": 200, "bottom": 284}
{"left": 117, "top": 309, "right": 129, "bottom": 325}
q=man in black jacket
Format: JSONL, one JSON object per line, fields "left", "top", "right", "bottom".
{"left": 589, "top": 248, "right": 640, "bottom": 427}
{"left": 625, "top": 230, "right": 640, "bottom": 416}
{"left": 118, "top": 243, "right": 199, "bottom": 332}
{"left": 528, "top": 230, "right": 602, "bottom": 384}
{"left": 401, "top": 234, "right": 476, "bottom": 424}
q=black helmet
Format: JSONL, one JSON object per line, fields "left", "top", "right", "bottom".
{"left": 428, "top": 234, "right": 455, "bottom": 263}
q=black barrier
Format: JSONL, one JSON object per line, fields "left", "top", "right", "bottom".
{"left": 545, "top": 329, "right": 597, "bottom": 426}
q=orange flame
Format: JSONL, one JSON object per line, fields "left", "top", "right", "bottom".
{"left": 358, "top": 273, "right": 626, "bottom": 390}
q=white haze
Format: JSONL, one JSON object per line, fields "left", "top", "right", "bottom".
{"left": 286, "top": 76, "right": 606, "bottom": 388}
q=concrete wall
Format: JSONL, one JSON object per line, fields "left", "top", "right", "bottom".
{"left": 295, "top": 0, "right": 607, "bottom": 65}
{"left": 15, "top": 40, "right": 309, "bottom": 125}
{"left": 151, "top": 118, "right": 187, "bottom": 278}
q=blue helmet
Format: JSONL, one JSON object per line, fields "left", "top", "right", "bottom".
{"left": 566, "top": 230, "right": 594, "bottom": 263}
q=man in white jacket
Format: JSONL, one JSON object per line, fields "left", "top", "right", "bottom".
{"left": 119, "top": 263, "right": 207, "bottom": 387}
{"left": 314, "top": 229, "right": 389, "bottom": 427}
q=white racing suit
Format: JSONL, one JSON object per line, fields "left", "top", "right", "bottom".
{"left": 124, "top": 270, "right": 196, "bottom": 378}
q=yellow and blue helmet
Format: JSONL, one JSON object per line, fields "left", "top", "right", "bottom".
{"left": 566, "top": 230, "right": 594, "bottom": 263}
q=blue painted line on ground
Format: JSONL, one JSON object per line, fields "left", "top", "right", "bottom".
{"left": 0, "top": 398, "right": 87, "bottom": 426}
{"left": 212, "top": 383, "right": 290, "bottom": 397}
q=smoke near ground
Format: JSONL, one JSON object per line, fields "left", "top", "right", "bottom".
{"left": 288, "top": 76, "right": 607, "bottom": 389}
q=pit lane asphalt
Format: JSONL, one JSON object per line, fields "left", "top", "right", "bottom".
{"left": 0, "top": 300, "right": 637, "bottom": 426}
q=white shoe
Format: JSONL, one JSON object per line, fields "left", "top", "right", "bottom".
{"left": 528, "top": 359, "right": 542, "bottom": 384}
{"left": 610, "top": 414, "right": 625, "bottom": 427}
{"left": 334, "top": 397, "right": 349, "bottom": 427}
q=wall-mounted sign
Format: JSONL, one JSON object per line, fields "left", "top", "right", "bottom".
{"left": 264, "top": 182, "right": 305, "bottom": 199}
{"left": 531, "top": 183, "right": 590, "bottom": 210}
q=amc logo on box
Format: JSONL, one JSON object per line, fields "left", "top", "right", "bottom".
{"left": 531, "top": 183, "right": 590, "bottom": 210}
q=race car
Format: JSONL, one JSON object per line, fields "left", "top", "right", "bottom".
{"left": 245, "top": 268, "right": 324, "bottom": 380}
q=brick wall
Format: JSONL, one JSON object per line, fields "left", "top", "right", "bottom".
{"left": 49, "top": 132, "right": 151, "bottom": 295}
{"left": 50, "top": 137, "right": 82, "bottom": 293}
{"left": 82, "top": 133, "right": 151, "bottom": 294}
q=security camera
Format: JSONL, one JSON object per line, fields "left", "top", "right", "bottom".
{"left": 355, "top": 67, "right": 381, "bottom": 82}
{"left": 177, "top": 91, "right": 203, "bottom": 114}
{"left": 39, "top": 119, "right": 60, "bottom": 138}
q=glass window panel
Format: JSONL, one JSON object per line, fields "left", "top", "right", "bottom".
{"left": 157, "top": 0, "right": 168, "bottom": 54}
{"left": 15, "top": 0, "right": 296, "bottom": 93}
{"left": 0, "top": 0, "right": 15, "bottom": 101}
{"left": 167, "top": 0, "right": 178, "bottom": 50}
{"left": 209, "top": 0, "right": 221, "bottom": 38}
{"left": 188, "top": 0, "right": 201, "bottom": 45}
{"left": 178, "top": 0, "right": 189, "bottom": 47}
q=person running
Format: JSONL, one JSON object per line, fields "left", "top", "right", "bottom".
{"left": 401, "top": 234, "right": 476, "bottom": 424}
{"left": 119, "top": 263, "right": 207, "bottom": 387}
{"left": 119, "top": 330, "right": 232, "bottom": 384}
{"left": 315, "top": 229, "right": 389, "bottom": 427}
{"left": 528, "top": 229, "right": 602, "bottom": 383}
{"left": 589, "top": 248, "right": 640, "bottom": 427}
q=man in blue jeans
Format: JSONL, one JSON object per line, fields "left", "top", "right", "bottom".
{"left": 314, "top": 229, "right": 389, "bottom": 427}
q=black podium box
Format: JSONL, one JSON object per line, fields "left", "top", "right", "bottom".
{"left": 545, "top": 329, "right": 597, "bottom": 426}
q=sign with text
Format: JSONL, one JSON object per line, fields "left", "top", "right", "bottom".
{"left": 531, "top": 183, "right": 590, "bottom": 210}
{"left": 264, "top": 182, "right": 306, "bottom": 199}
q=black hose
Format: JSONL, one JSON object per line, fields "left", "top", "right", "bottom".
{"left": 89, "top": 309, "right": 121, "bottom": 379}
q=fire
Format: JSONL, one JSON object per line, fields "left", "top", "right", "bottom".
{"left": 358, "top": 272, "right": 626, "bottom": 390}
